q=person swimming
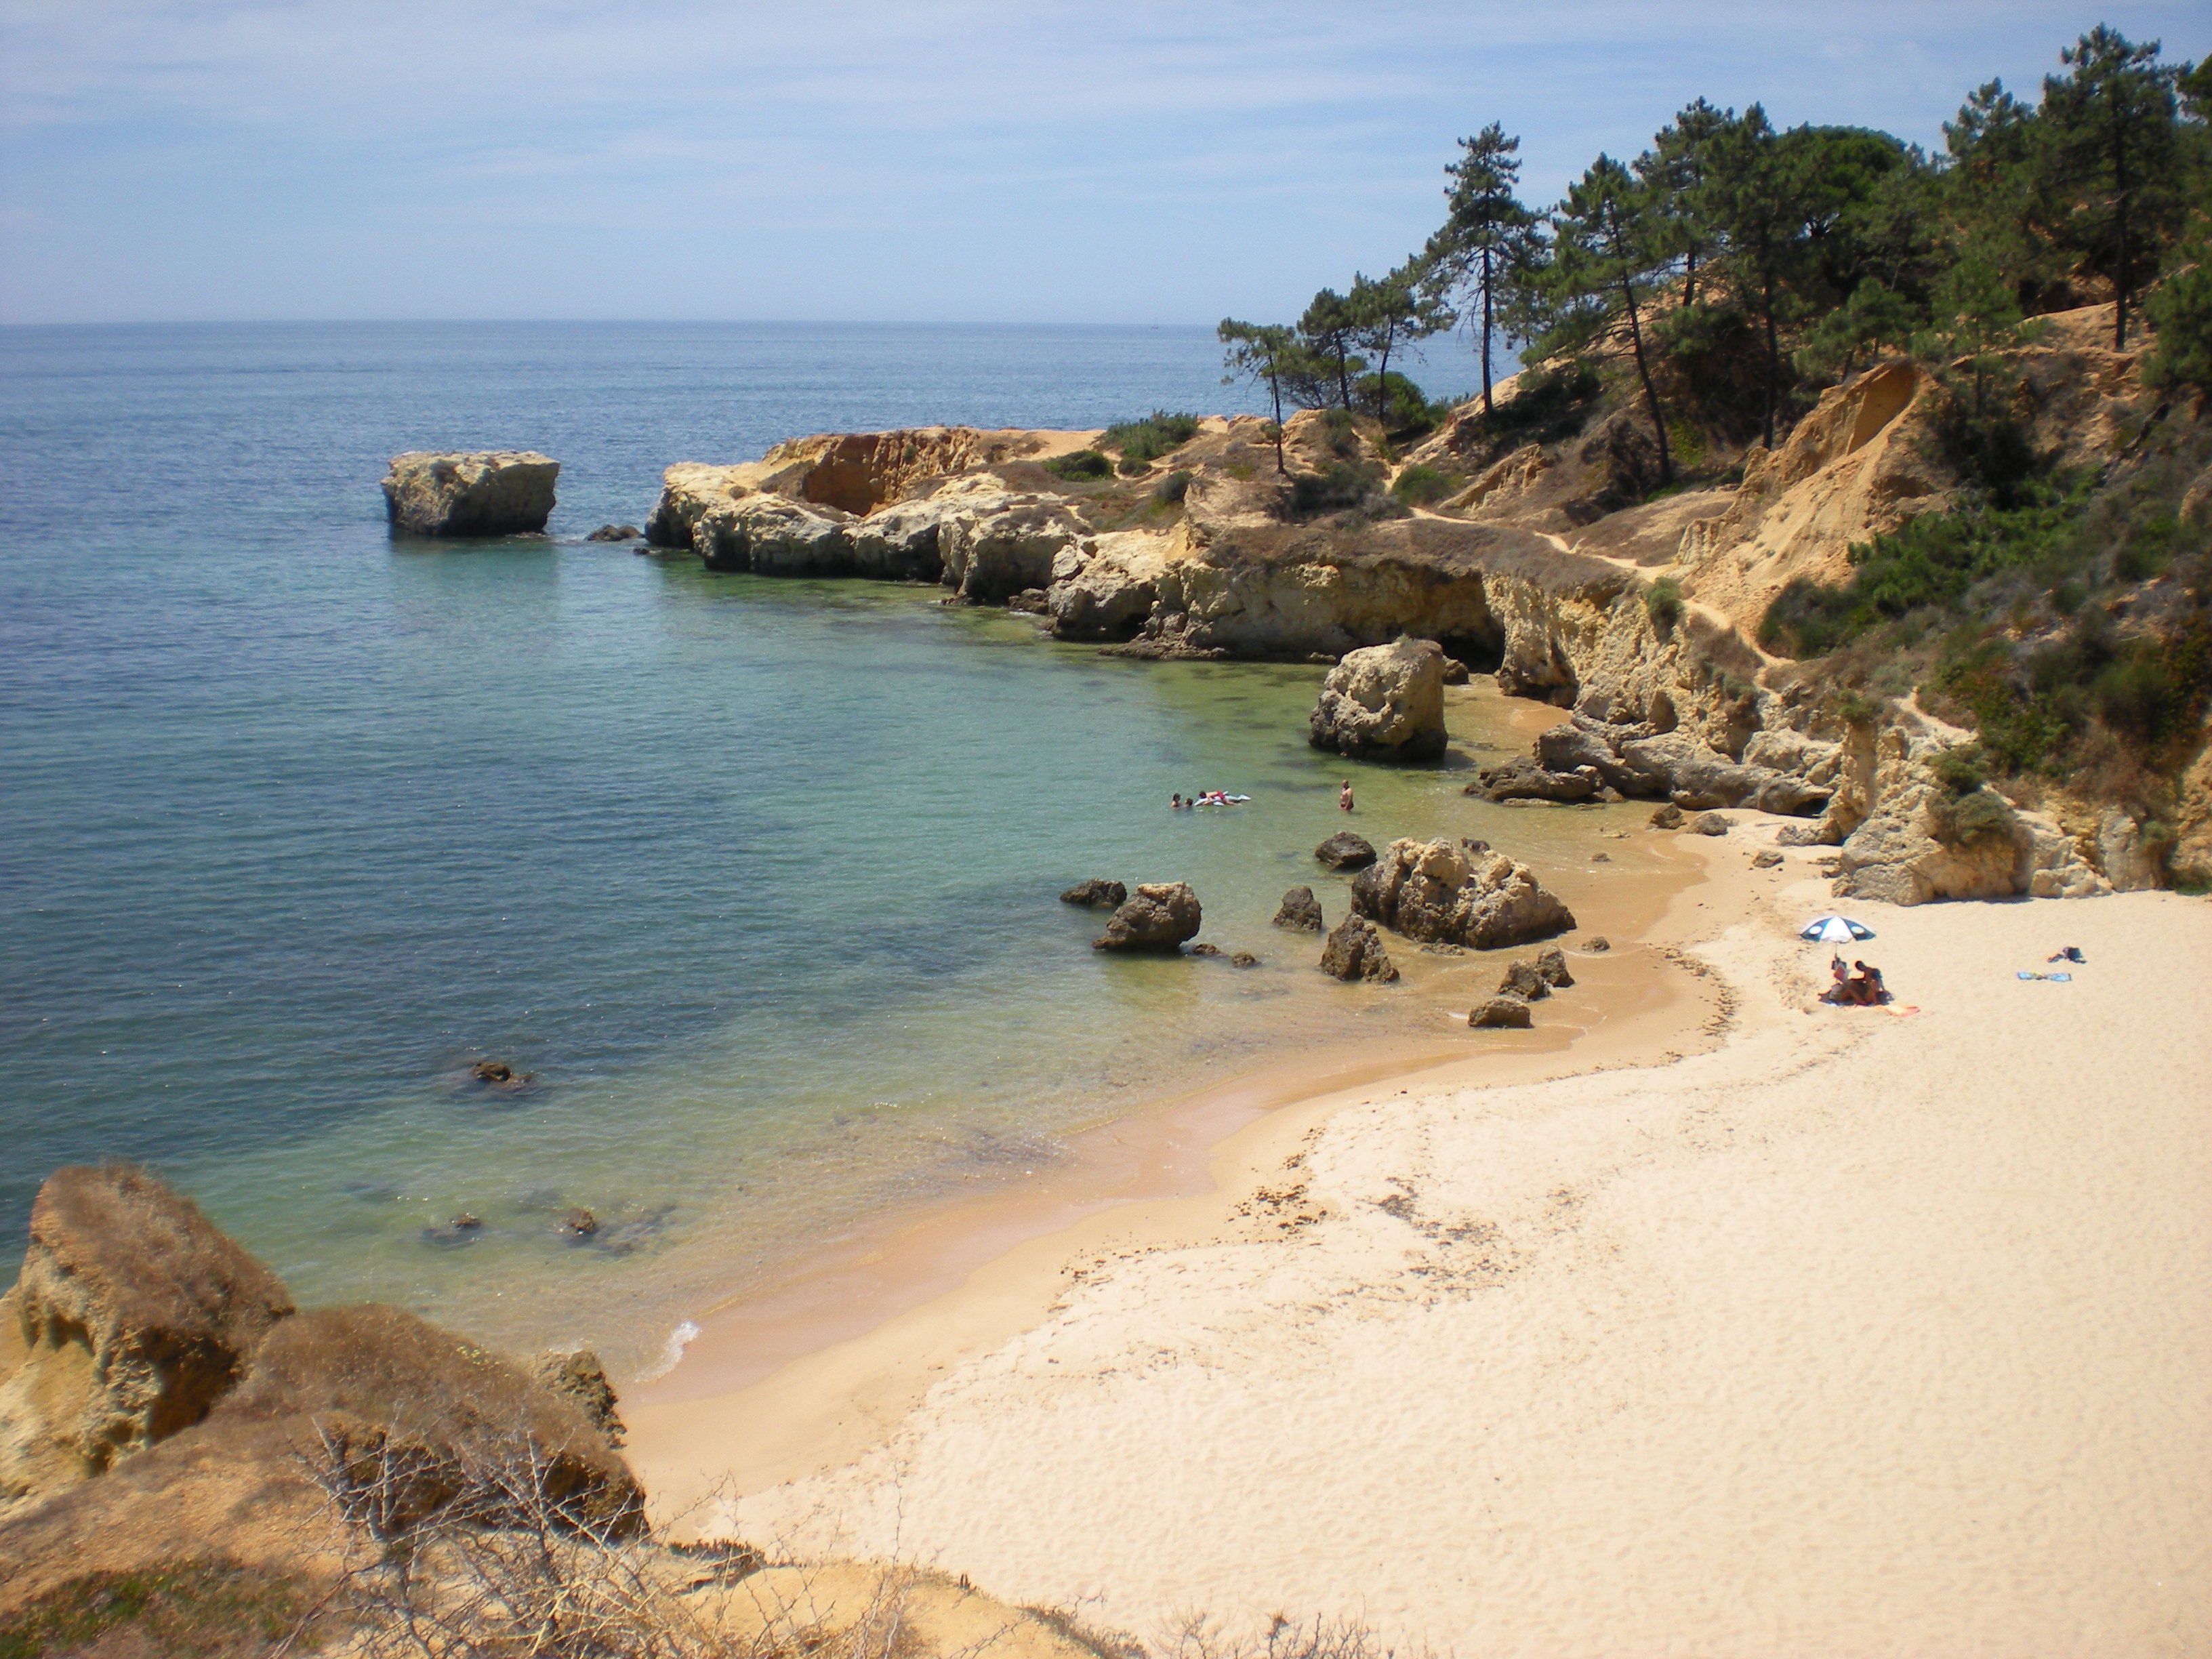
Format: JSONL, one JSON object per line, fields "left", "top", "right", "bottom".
{"left": 1171, "top": 793, "right": 1185, "bottom": 811}
{"left": 1340, "top": 779, "right": 1355, "bottom": 813}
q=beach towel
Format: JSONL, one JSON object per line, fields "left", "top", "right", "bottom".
{"left": 2016, "top": 970, "right": 2073, "bottom": 981}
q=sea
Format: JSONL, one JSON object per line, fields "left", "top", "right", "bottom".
{"left": 0, "top": 321, "right": 1644, "bottom": 1376}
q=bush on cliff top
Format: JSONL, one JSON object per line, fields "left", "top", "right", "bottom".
{"left": 1044, "top": 449, "right": 1113, "bottom": 481}
{"left": 1103, "top": 411, "right": 1200, "bottom": 472}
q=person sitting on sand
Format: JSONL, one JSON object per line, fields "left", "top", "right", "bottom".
{"left": 1340, "top": 779, "right": 1355, "bottom": 813}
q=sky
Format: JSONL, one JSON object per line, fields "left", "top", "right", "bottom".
{"left": 0, "top": 1, "right": 2204, "bottom": 326}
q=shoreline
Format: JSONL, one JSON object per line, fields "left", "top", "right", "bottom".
{"left": 632, "top": 836, "right": 2211, "bottom": 1652}
{"left": 623, "top": 678, "right": 1679, "bottom": 1407}
{"left": 623, "top": 815, "right": 1736, "bottom": 1514}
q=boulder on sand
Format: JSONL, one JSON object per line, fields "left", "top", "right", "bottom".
{"left": 382, "top": 451, "right": 559, "bottom": 537}
{"left": 1469, "top": 994, "right": 1533, "bottom": 1029}
{"left": 1059, "top": 878, "right": 1128, "bottom": 909}
{"left": 1092, "top": 883, "right": 1202, "bottom": 951}
{"left": 1534, "top": 944, "right": 1574, "bottom": 987}
{"left": 1649, "top": 803, "right": 1685, "bottom": 829}
{"left": 1308, "top": 636, "right": 1448, "bottom": 762}
{"left": 1273, "top": 886, "right": 1324, "bottom": 931}
{"left": 1350, "top": 838, "right": 1576, "bottom": 951}
{"left": 1313, "top": 831, "right": 1378, "bottom": 870}
{"left": 1319, "top": 915, "right": 1397, "bottom": 983}
{"left": 1498, "top": 959, "right": 1551, "bottom": 1000}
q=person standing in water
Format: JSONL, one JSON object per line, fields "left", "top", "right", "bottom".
{"left": 1339, "top": 779, "right": 1355, "bottom": 813}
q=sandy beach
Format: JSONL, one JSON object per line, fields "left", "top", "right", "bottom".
{"left": 625, "top": 823, "right": 2211, "bottom": 1655}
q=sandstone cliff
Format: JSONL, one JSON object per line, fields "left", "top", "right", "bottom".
{"left": 632, "top": 310, "right": 2200, "bottom": 904}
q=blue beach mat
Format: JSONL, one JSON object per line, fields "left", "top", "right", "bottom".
{"left": 2016, "top": 970, "right": 2073, "bottom": 981}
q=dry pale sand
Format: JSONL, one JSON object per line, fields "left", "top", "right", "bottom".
{"left": 633, "top": 836, "right": 2212, "bottom": 1656}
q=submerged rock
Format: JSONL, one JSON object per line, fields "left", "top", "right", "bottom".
{"left": 1349, "top": 838, "right": 1576, "bottom": 951}
{"left": 1309, "top": 635, "right": 1448, "bottom": 762}
{"left": 1190, "top": 943, "right": 1223, "bottom": 958}
{"left": 560, "top": 1208, "right": 599, "bottom": 1239}
{"left": 585, "top": 523, "right": 641, "bottom": 541}
{"left": 1313, "top": 831, "right": 1378, "bottom": 870}
{"left": 382, "top": 451, "right": 558, "bottom": 537}
{"left": 1272, "top": 886, "right": 1324, "bottom": 931}
{"left": 1319, "top": 914, "right": 1397, "bottom": 983}
{"left": 1229, "top": 951, "right": 1260, "bottom": 968}
{"left": 1093, "top": 882, "right": 1202, "bottom": 951}
{"left": 1059, "top": 878, "right": 1128, "bottom": 909}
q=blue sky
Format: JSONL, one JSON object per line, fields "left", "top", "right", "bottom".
{"left": 0, "top": 1, "right": 2203, "bottom": 325}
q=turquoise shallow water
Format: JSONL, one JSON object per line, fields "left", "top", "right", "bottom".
{"left": 0, "top": 321, "right": 1642, "bottom": 1374}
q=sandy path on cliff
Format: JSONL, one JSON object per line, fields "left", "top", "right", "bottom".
{"left": 695, "top": 853, "right": 2211, "bottom": 1656}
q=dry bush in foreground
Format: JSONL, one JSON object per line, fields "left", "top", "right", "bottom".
{"left": 295, "top": 1417, "right": 939, "bottom": 1659}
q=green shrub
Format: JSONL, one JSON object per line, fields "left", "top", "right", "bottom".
{"left": 1102, "top": 411, "right": 1200, "bottom": 471}
{"left": 1389, "top": 464, "right": 1455, "bottom": 506}
{"left": 1353, "top": 371, "right": 1436, "bottom": 434}
{"left": 1290, "top": 462, "right": 1378, "bottom": 516}
{"left": 1645, "top": 576, "right": 1684, "bottom": 631}
{"left": 1933, "top": 745, "right": 1990, "bottom": 795}
{"left": 1837, "top": 687, "right": 1883, "bottom": 727}
{"left": 1153, "top": 469, "right": 1193, "bottom": 505}
{"left": 1467, "top": 361, "right": 1603, "bottom": 451}
{"left": 1936, "top": 786, "right": 2018, "bottom": 846}
{"left": 1044, "top": 449, "right": 1112, "bottom": 481}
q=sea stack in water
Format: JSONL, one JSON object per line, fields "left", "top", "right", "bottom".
{"left": 382, "top": 451, "right": 560, "bottom": 537}
{"left": 1309, "top": 636, "right": 1448, "bottom": 762}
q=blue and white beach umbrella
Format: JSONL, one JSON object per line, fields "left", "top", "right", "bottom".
{"left": 1800, "top": 914, "right": 1875, "bottom": 943}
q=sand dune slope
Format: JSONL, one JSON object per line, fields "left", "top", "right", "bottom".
{"left": 720, "top": 880, "right": 2211, "bottom": 1656}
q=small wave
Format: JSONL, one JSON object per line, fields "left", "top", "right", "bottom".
{"left": 642, "top": 1318, "right": 703, "bottom": 1380}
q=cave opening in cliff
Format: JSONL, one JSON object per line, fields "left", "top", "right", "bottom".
{"left": 1436, "top": 632, "right": 1505, "bottom": 676}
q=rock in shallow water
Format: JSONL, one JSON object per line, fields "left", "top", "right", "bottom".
{"left": 1059, "top": 878, "right": 1127, "bottom": 909}
{"left": 382, "top": 451, "right": 558, "bottom": 537}
{"left": 1313, "top": 831, "right": 1378, "bottom": 870}
{"left": 1092, "top": 882, "right": 1202, "bottom": 951}
{"left": 1309, "top": 635, "right": 1448, "bottom": 762}
{"left": 1273, "top": 886, "right": 1324, "bottom": 931}
{"left": 1319, "top": 914, "right": 1397, "bottom": 982}
{"left": 1349, "top": 838, "right": 1576, "bottom": 951}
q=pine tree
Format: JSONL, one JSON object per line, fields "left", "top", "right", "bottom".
{"left": 1217, "top": 320, "right": 1297, "bottom": 473}
{"left": 2039, "top": 27, "right": 2184, "bottom": 349}
{"left": 1421, "top": 124, "right": 1540, "bottom": 416}
{"left": 1551, "top": 155, "right": 1673, "bottom": 484}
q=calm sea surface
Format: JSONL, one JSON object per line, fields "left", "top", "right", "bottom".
{"left": 0, "top": 321, "right": 1631, "bottom": 1374}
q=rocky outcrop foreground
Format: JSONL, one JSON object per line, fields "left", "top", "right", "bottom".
{"left": 1309, "top": 636, "right": 1448, "bottom": 761}
{"left": 0, "top": 1164, "right": 292, "bottom": 1503}
{"left": 382, "top": 451, "right": 558, "bottom": 537}
{"left": 0, "top": 1164, "right": 640, "bottom": 1565}
{"left": 1352, "top": 839, "right": 1576, "bottom": 951}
